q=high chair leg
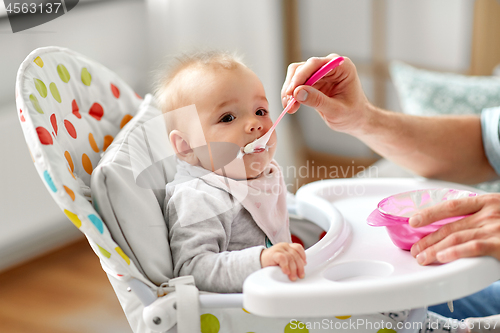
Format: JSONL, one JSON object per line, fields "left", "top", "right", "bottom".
{"left": 176, "top": 284, "right": 201, "bottom": 333}
{"left": 399, "top": 308, "right": 427, "bottom": 333}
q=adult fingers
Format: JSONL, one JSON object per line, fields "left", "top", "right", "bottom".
{"left": 436, "top": 238, "right": 500, "bottom": 263}
{"left": 409, "top": 196, "right": 483, "bottom": 228}
{"left": 410, "top": 214, "right": 478, "bottom": 257}
{"left": 285, "top": 97, "right": 301, "bottom": 114}
{"left": 285, "top": 54, "right": 340, "bottom": 97}
{"left": 413, "top": 227, "right": 483, "bottom": 265}
{"left": 282, "top": 62, "right": 303, "bottom": 106}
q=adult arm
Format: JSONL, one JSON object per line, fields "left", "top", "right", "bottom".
{"left": 281, "top": 54, "right": 497, "bottom": 184}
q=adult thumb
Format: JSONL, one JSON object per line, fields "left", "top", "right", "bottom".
{"left": 293, "top": 86, "right": 331, "bottom": 113}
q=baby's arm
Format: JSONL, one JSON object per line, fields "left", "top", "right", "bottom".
{"left": 166, "top": 186, "right": 265, "bottom": 293}
{"left": 261, "top": 242, "right": 306, "bottom": 281}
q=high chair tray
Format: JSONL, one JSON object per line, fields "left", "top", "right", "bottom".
{"left": 243, "top": 178, "right": 500, "bottom": 317}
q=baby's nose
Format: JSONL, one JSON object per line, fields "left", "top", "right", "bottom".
{"left": 247, "top": 120, "right": 263, "bottom": 132}
{"left": 249, "top": 123, "right": 263, "bottom": 131}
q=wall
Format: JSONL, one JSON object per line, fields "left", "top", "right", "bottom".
{"left": 0, "top": 0, "right": 148, "bottom": 271}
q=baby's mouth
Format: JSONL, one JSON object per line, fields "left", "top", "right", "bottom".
{"left": 252, "top": 147, "right": 266, "bottom": 154}
{"left": 236, "top": 140, "right": 275, "bottom": 159}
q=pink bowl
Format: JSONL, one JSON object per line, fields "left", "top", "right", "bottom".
{"left": 367, "top": 188, "right": 477, "bottom": 250}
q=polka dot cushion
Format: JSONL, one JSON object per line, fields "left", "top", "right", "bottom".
{"left": 15, "top": 46, "right": 149, "bottom": 283}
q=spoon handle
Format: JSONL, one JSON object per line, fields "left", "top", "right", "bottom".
{"left": 266, "top": 97, "right": 296, "bottom": 139}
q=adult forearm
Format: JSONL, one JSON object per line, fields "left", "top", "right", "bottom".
{"left": 354, "top": 106, "right": 497, "bottom": 184}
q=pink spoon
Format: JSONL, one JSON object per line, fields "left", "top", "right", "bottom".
{"left": 240, "top": 56, "right": 345, "bottom": 157}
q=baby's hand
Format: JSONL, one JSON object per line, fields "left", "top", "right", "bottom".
{"left": 260, "top": 243, "right": 307, "bottom": 281}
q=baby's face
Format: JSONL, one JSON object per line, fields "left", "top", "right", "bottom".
{"left": 189, "top": 65, "right": 277, "bottom": 179}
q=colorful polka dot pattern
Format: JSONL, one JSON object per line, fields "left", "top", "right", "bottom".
{"left": 115, "top": 247, "right": 130, "bottom": 265}
{"left": 200, "top": 314, "right": 220, "bottom": 333}
{"left": 120, "top": 114, "right": 133, "bottom": 129}
{"left": 36, "top": 126, "right": 53, "bottom": 145}
{"left": 82, "top": 153, "right": 93, "bottom": 175}
{"left": 64, "top": 151, "right": 74, "bottom": 172}
{"left": 34, "top": 78, "right": 47, "bottom": 98}
{"left": 195, "top": 312, "right": 399, "bottom": 332}
{"left": 57, "top": 64, "right": 70, "bottom": 83}
{"left": 34, "top": 56, "right": 44, "bottom": 67}
{"left": 63, "top": 185, "right": 75, "bottom": 201}
{"left": 336, "top": 315, "right": 352, "bottom": 320}
{"left": 377, "top": 329, "right": 397, "bottom": 333}
{"left": 72, "top": 99, "right": 81, "bottom": 118}
{"left": 43, "top": 170, "right": 57, "bottom": 192}
{"left": 30, "top": 94, "right": 43, "bottom": 114}
{"left": 50, "top": 114, "right": 58, "bottom": 135}
{"left": 81, "top": 67, "right": 92, "bottom": 86}
{"left": 64, "top": 119, "right": 77, "bottom": 139}
{"left": 111, "top": 83, "right": 120, "bottom": 98}
{"left": 98, "top": 244, "right": 111, "bottom": 258}
{"left": 103, "top": 135, "right": 114, "bottom": 151}
{"left": 64, "top": 209, "right": 81, "bottom": 228}
{"left": 88, "top": 214, "right": 104, "bottom": 234}
{"left": 285, "top": 321, "right": 309, "bottom": 333}
{"left": 50, "top": 82, "right": 61, "bottom": 103}
{"left": 18, "top": 49, "right": 147, "bottom": 293}
{"left": 88, "top": 133, "right": 99, "bottom": 152}
{"left": 89, "top": 103, "right": 104, "bottom": 121}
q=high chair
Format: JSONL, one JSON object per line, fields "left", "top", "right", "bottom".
{"left": 15, "top": 46, "right": 500, "bottom": 333}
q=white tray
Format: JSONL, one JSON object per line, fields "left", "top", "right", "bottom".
{"left": 243, "top": 178, "right": 500, "bottom": 317}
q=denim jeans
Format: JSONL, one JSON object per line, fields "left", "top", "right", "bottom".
{"left": 429, "top": 281, "right": 500, "bottom": 320}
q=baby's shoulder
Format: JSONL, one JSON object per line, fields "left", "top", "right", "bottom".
{"left": 167, "top": 178, "right": 238, "bottom": 208}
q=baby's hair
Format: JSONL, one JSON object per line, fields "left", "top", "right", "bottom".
{"left": 154, "top": 50, "right": 246, "bottom": 114}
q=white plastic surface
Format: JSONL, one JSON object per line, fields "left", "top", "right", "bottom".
{"left": 243, "top": 178, "right": 500, "bottom": 317}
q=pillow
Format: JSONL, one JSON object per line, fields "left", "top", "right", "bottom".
{"left": 91, "top": 94, "right": 177, "bottom": 285}
{"left": 390, "top": 61, "right": 500, "bottom": 116}
{"left": 390, "top": 61, "right": 500, "bottom": 192}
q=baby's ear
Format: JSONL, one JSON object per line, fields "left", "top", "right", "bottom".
{"left": 169, "top": 130, "right": 199, "bottom": 165}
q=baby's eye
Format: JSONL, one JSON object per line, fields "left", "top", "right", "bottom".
{"left": 220, "top": 114, "right": 235, "bottom": 123}
{"left": 256, "top": 109, "right": 268, "bottom": 116}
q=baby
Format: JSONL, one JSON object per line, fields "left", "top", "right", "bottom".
{"left": 155, "top": 51, "right": 306, "bottom": 293}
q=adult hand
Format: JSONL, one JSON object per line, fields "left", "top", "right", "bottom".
{"left": 281, "top": 54, "right": 372, "bottom": 135}
{"left": 409, "top": 194, "right": 500, "bottom": 265}
{"left": 261, "top": 242, "right": 307, "bottom": 281}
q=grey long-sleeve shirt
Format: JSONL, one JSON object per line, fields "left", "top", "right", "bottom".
{"left": 164, "top": 175, "right": 267, "bottom": 293}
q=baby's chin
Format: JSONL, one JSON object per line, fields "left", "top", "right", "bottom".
{"left": 243, "top": 158, "right": 271, "bottom": 179}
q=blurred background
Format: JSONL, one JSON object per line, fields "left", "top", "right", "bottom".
{"left": 1, "top": 0, "right": 499, "bottom": 331}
